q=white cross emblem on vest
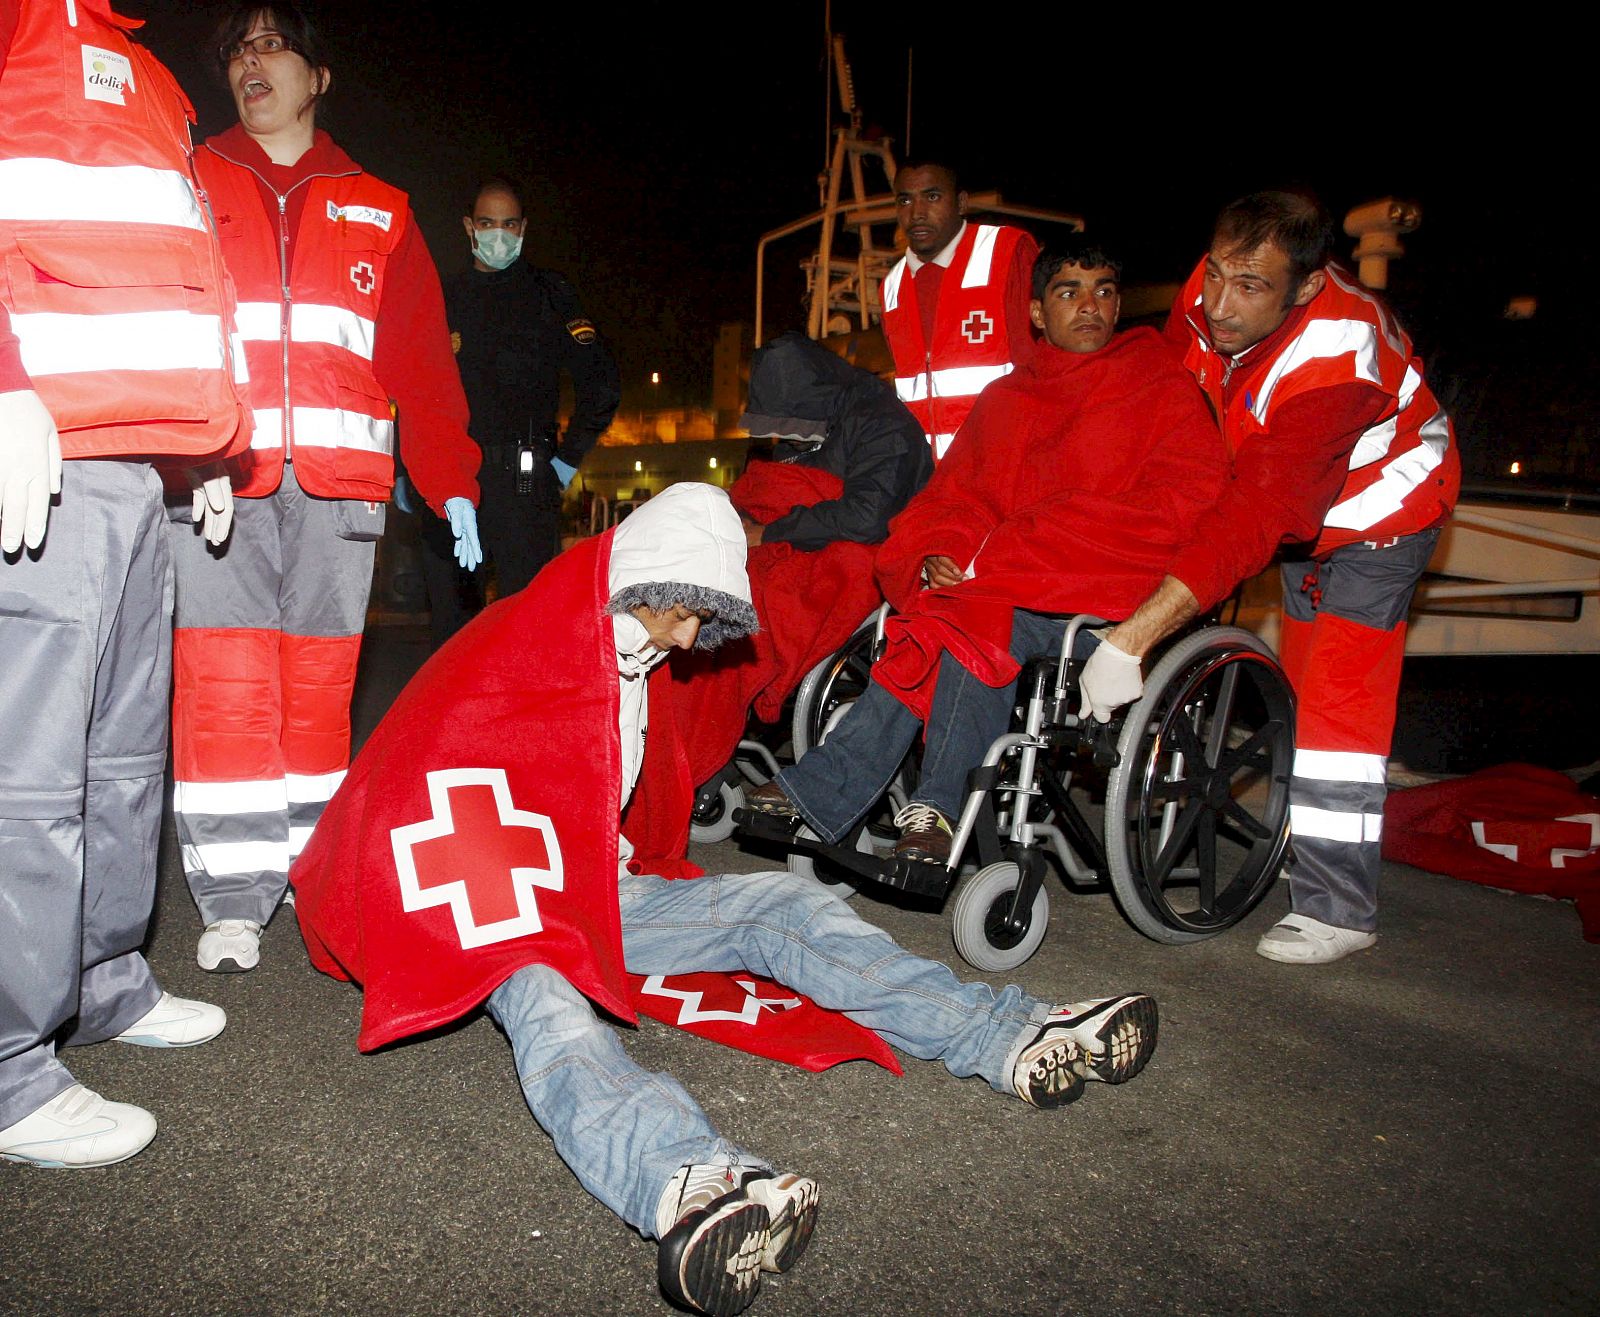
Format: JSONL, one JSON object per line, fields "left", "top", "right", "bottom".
{"left": 961, "top": 310, "right": 994, "bottom": 345}
{"left": 350, "top": 261, "right": 376, "bottom": 295}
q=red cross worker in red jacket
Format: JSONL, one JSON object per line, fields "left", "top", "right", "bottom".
{"left": 1078, "top": 191, "right": 1459, "bottom": 966}
{"left": 167, "top": 3, "right": 484, "bottom": 978}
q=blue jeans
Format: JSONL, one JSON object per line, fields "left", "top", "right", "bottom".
{"left": 485, "top": 870, "right": 1049, "bottom": 1236}
{"left": 776, "top": 610, "right": 1076, "bottom": 842}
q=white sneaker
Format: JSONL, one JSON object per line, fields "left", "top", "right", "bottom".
{"left": 197, "top": 919, "right": 261, "bottom": 973}
{"left": 0, "top": 1084, "right": 156, "bottom": 1168}
{"left": 113, "top": 992, "right": 227, "bottom": 1048}
{"left": 1256, "top": 913, "right": 1376, "bottom": 964}
{"left": 654, "top": 1161, "right": 821, "bottom": 1315}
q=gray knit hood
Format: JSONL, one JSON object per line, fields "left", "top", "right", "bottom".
{"left": 603, "top": 482, "right": 758, "bottom": 651}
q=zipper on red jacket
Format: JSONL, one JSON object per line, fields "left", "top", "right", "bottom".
{"left": 201, "top": 144, "right": 359, "bottom": 469}
{"left": 923, "top": 348, "right": 935, "bottom": 445}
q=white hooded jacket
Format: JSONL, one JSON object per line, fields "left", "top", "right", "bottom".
{"left": 603, "top": 483, "right": 756, "bottom": 878}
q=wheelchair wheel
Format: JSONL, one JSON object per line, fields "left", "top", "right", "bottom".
{"left": 951, "top": 862, "right": 1049, "bottom": 972}
{"left": 790, "top": 619, "right": 878, "bottom": 758}
{"left": 786, "top": 823, "right": 866, "bottom": 898}
{"left": 689, "top": 779, "right": 744, "bottom": 845}
{"left": 1103, "top": 627, "right": 1293, "bottom": 944}
{"left": 788, "top": 618, "right": 914, "bottom": 894}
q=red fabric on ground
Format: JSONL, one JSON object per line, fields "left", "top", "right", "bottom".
{"left": 870, "top": 327, "right": 1228, "bottom": 720}
{"left": 1383, "top": 764, "right": 1600, "bottom": 941}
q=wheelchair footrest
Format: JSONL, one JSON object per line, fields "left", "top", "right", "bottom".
{"left": 733, "top": 810, "right": 952, "bottom": 899}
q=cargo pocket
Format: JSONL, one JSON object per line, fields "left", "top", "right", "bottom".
{"left": 332, "top": 498, "right": 388, "bottom": 542}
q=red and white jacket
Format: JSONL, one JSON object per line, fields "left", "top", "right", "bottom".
{"left": 1166, "top": 259, "right": 1460, "bottom": 609}
{"left": 0, "top": 0, "right": 249, "bottom": 460}
{"left": 881, "top": 222, "right": 1034, "bottom": 461}
{"left": 196, "top": 128, "right": 477, "bottom": 508}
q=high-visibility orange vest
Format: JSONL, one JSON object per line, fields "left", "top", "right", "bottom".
{"left": 196, "top": 141, "right": 407, "bottom": 502}
{"left": 1173, "top": 259, "right": 1459, "bottom": 553}
{"left": 0, "top": 0, "right": 249, "bottom": 460}
{"left": 880, "top": 223, "right": 1029, "bottom": 461}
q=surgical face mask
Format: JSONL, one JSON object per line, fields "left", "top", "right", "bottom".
{"left": 473, "top": 228, "right": 523, "bottom": 270}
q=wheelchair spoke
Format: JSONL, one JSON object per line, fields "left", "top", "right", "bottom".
{"left": 1197, "top": 811, "right": 1218, "bottom": 911}
{"left": 1214, "top": 721, "right": 1282, "bottom": 778}
{"left": 1222, "top": 795, "right": 1273, "bottom": 841}
{"left": 1202, "top": 663, "right": 1241, "bottom": 766}
{"left": 1147, "top": 798, "right": 1205, "bottom": 884}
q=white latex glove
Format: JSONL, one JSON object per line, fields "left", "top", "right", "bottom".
{"left": 0, "top": 389, "right": 64, "bottom": 553}
{"left": 444, "top": 495, "right": 483, "bottom": 570}
{"left": 186, "top": 461, "right": 234, "bottom": 547}
{"left": 1079, "top": 631, "right": 1144, "bottom": 723}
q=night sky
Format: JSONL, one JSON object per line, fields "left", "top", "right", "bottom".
{"left": 123, "top": 1, "right": 1595, "bottom": 476}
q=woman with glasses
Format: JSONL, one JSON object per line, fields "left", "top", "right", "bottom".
{"left": 169, "top": 2, "right": 483, "bottom": 976}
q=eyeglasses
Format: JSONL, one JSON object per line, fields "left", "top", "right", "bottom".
{"left": 222, "top": 32, "right": 294, "bottom": 62}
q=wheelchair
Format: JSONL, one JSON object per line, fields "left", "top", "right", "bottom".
{"left": 736, "top": 609, "right": 1296, "bottom": 971}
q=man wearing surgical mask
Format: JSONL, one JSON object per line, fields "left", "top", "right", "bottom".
{"left": 422, "top": 177, "right": 621, "bottom": 645}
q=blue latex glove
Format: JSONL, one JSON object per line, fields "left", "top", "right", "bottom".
{"left": 444, "top": 496, "right": 482, "bottom": 570}
{"left": 391, "top": 473, "right": 416, "bottom": 515}
{"left": 550, "top": 456, "right": 578, "bottom": 489}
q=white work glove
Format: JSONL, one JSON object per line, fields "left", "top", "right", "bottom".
{"left": 0, "top": 389, "right": 64, "bottom": 553}
{"left": 1079, "top": 631, "right": 1144, "bottom": 723}
{"left": 186, "top": 461, "right": 234, "bottom": 547}
{"left": 444, "top": 495, "right": 483, "bottom": 570}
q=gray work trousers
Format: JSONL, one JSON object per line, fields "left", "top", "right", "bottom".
{"left": 0, "top": 460, "right": 171, "bottom": 1127}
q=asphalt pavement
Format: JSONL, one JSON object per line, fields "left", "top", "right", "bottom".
{"left": 5, "top": 626, "right": 1597, "bottom": 1316}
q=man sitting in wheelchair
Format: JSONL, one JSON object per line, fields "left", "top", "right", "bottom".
{"left": 747, "top": 237, "right": 1229, "bottom": 867}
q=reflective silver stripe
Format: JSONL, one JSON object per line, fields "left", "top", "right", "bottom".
{"left": 229, "top": 332, "right": 251, "bottom": 385}
{"left": 1252, "top": 319, "right": 1383, "bottom": 421}
{"left": 285, "top": 770, "right": 346, "bottom": 804}
{"left": 1324, "top": 267, "right": 1405, "bottom": 356}
{"left": 882, "top": 259, "right": 907, "bottom": 313}
{"left": 288, "top": 824, "right": 315, "bottom": 857}
{"left": 13, "top": 309, "right": 225, "bottom": 375}
{"left": 959, "top": 224, "right": 1001, "bottom": 288}
{"left": 894, "top": 361, "right": 1011, "bottom": 403}
{"left": 0, "top": 158, "right": 205, "bottom": 229}
{"left": 174, "top": 779, "right": 288, "bottom": 815}
{"left": 250, "top": 408, "right": 284, "bottom": 450}
{"left": 1293, "top": 749, "right": 1386, "bottom": 784}
{"left": 234, "top": 301, "right": 281, "bottom": 341}
{"left": 1322, "top": 411, "right": 1448, "bottom": 530}
{"left": 291, "top": 406, "right": 394, "bottom": 455}
{"left": 1290, "top": 804, "right": 1384, "bottom": 843}
{"left": 291, "top": 303, "right": 376, "bottom": 361}
{"left": 181, "top": 839, "right": 290, "bottom": 876}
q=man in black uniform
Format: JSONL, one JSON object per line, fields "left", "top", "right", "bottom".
{"left": 421, "top": 176, "right": 621, "bottom": 644}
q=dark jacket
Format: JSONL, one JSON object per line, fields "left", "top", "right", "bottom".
{"left": 742, "top": 332, "right": 932, "bottom": 550}
{"left": 444, "top": 261, "right": 621, "bottom": 466}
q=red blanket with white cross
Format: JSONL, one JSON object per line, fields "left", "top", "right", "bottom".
{"left": 1382, "top": 763, "right": 1600, "bottom": 942}
{"left": 291, "top": 527, "right": 898, "bottom": 1072}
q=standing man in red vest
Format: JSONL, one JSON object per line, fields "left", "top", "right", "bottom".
{"left": 1076, "top": 191, "right": 1459, "bottom": 965}
{"left": 0, "top": 0, "right": 247, "bottom": 1169}
{"left": 879, "top": 161, "right": 1037, "bottom": 461}
{"left": 170, "top": 2, "right": 483, "bottom": 976}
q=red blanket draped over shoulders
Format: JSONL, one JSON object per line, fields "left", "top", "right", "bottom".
{"left": 870, "top": 327, "right": 1227, "bottom": 719}
{"left": 663, "top": 462, "right": 880, "bottom": 792}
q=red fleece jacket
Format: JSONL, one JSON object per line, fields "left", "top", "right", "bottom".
{"left": 871, "top": 327, "right": 1228, "bottom": 718}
